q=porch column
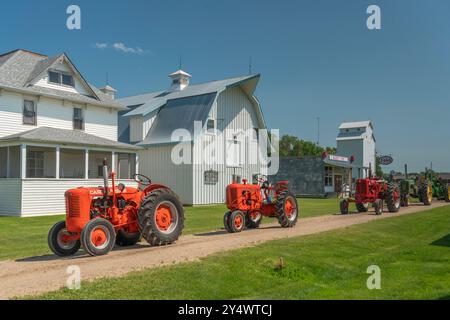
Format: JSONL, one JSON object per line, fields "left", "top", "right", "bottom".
{"left": 20, "top": 144, "right": 27, "bottom": 179}
{"left": 111, "top": 152, "right": 116, "bottom": 173}
{"left": 84, "top": 149, "right": 89, "bottom": 179}
{"left": 135, "top": 153, "right": 139, "bottom": 174}
{"left": 6, "top": 146, "right": 10, "bottom": 178}
{"left": 55, "top": 147, "right": 60, "bottom": 179}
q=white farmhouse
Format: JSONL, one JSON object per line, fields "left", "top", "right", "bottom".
{"left": 0, "top": 49, "right": 140, "bottom": 217}
{"left": 118, "top": 70, "right": 267, "bottom": 205}
{"left": 336, "top": 121, "right": 376, "bottom": 179}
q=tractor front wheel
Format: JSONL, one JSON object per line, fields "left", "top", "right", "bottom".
{"left": 419, "top": 183, "right": 433, "bottom": 206}
{"left": 48, "top": 221, "right": 81, "bottom": 257}
{"left": 81, "top": 218, "right": 116, "bottom": 256}
{"left": 245, "top": 212, "right": 262, "bottom": 229}
{"left": 223, "top": 211, "right": 233, "bottom": 233}
{"left": 276, "top": 191, "right": 298, "bottom": 227}
{"left": 340, "top": 199, "right": 349, "bottom": 214}
{"left": 400, "top": 194, "right": 409, "bottom": 207}
{"left": 229, "top": 211, "right": 245, "bottom": 233}
{"left": 374, "top": 199, "right": 383, "bottom": 215}
{"left": 115, "top": 229, "right": 141, "bottom": 246}
{"left": 386, "top": 183, "right": 401, "bottom": 213}
{"left": 138, "top": 188, "right": 185, "bottom": 246}
{"left": 356, "top": 202, "right": 369, "bottom": 213}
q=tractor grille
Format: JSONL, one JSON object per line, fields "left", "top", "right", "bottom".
{"left": 67, "top": 194, "right": 81, "bottom": 218}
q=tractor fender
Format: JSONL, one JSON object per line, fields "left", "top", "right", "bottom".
{"left": 142, "top": 183, "right": 171, "bottom": 196}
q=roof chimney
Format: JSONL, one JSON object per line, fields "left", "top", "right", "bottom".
{"left": 169, "top": 69, "right": 191, "bottom": 91}
{"left": 99, "top": 85, "right": 117, "bottom": 100}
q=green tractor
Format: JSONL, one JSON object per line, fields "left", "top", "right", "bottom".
{"left": 431, "top": 177, "right": 450, "bottom": 202}
{"left": 399, "top": 165, "right": 434, "bottom": 206}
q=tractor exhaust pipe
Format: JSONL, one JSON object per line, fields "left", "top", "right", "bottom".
{"left": 103, "top": 158, "right": 109, "bottom": 196}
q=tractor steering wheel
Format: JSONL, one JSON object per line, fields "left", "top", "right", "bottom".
{"left": 133, "top": 174, "right": 152, "bottom": 189}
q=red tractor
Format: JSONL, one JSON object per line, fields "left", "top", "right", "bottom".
{"left": 340, "top": 177, "right": 400, "bottom": 215}
{"left": 223, "top": 174, "right": 298, "bottom": 233}
{"left": 48, "top": 160, "right": 184, "bottom": 257}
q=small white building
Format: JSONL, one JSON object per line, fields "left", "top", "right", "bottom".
{"left": 118, "top": 70, "right": 268, "bottom": 205}
{"left": 0, "top": 49, "right": 139, "bottom": 217}
{"left": 336, "top": 121, "right": 376, "bottom": 179}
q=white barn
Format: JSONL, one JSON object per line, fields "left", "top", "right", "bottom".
{"left": 336, "top": 121, "right": 376, "bottom": 179}
{"left": 118, "top": 70, "right": 268, "bottom": 205}
{"left": 0, "top": 49, "right": 139, "bottom": 217}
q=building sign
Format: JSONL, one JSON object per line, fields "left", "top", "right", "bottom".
{"left": 329, "top": 155, "right": 349, "bottom": 162}
{"left": 378, "top": 155, "right": 394, "bottom": 166}
{"left": 204, "top": 170, "right": 218, "bottom": 185}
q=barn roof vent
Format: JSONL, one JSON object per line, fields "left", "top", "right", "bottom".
{"left": 168, "top": 69, "right": 191, "bottom": 92}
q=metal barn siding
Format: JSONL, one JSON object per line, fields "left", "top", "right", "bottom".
{"left": 138, "top": 146, "right": 193, "bottom": 205}
{"left": 0, "top": 179, "right": 22, "bottom": 216}
{"left": 192, "top": 86, "right": 265, "bottom": 205}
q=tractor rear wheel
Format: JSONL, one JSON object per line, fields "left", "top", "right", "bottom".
{"left": 445, "top": 185, "right": 450, "bottom": 203}
{"left": 115, "top": 229, "right": 141, "bottom": 246}
{"left": 374, "top": 199, "right": 383, "bottom": 215}
{"left": 356, "top": 202, "right": 369, "bottom": 213}
{"left": 229, "top": 210, "right": 245, "bottom": 233}
{"left": 138, "top": 188, "right": 185, "bottom": 246}
{"left": 419, "top": 182, "right": 433, "bottom": 206}
{"left": 386, "top": 183, "right": 401, "bottom": 213}
{"left": 81, "top": 218, "right": 116, "bottom": 256}
{"left": 48, "top": 221, "right": 81, "bottom": 257}
{"left": 276, "top": 191, "right": 298, "bottom": 227}
{"left": 223, "top": 211, "right": 233, "bottom": 233}
{"left": 340, "top": 199, "right": 349, "bottom": 214}
{"left": 245, "top": 212, "right": 262, "bottom": 229}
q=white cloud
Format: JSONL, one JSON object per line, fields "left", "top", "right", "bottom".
{"left": 112, "top": 42, "right": 147, "bottom": 54}
{"left": 94, "top": 43, "right": 108, "bottom": 49}
{"left": 93, "top": 42, "right": 148, "bottom": 55}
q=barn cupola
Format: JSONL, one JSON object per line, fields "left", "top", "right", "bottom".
{"left": 168, "top": 69, "right": 192, "bottom": 92}
{"left": 99, "top": 85, "right": 117, "bottom": 100}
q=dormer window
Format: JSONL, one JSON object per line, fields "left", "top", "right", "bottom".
{"left": 206, "top": 118, "right": 216, "bottom": 134}
{"left": 48, "top": 70, "right": 75, "bottom": 87}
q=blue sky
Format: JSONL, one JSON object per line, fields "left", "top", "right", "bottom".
{"left": 1, "top": 0, "right": 449, "bottom": 172}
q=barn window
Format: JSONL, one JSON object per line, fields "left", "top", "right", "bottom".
{"left": 324, "top": 166, "right": 333, "bottom": 187}
{"left": 206, "top": 118, "right": 216, "bottom": 134}
{"left": 62, "top": 73, "right": 74, "bottom": 87}
{"left": 73, "top": 107, "right": 84, "bottom": 130}
{"left": 204, "top": 170, "right": 218, "bottom": 185}
{"left": 226, "top": 139, "right": 241, "bottom": 167}
{"left": 23, "top": 100, "right": 37, "bottom": 125}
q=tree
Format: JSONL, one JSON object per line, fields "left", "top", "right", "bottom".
{"left": 278, "top": 134, "right": 336, "bottom": 157}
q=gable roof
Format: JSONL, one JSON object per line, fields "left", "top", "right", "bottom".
{"left": 118, "top": 74, "right": 260, "bottom": 118}
{"left": 0, "top": 49, "right": 123, "bottom": 110}
{"left": 339, "top": 121, "right": 372, "bottom": 130}
{"left": 0, "top": 127, "right": 141, "bottom": 151}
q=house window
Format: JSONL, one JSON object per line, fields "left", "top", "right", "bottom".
{"left": 73, "top": 108, "right": 84, "bottom": 130}
{"left": 204, "top": 170, "right": 219, "bottom": 185}
{"left": 206, "top": 118, "right": 216, "bottom": 134}
{"left": 325, "top": 166, "right": 333, "bottom": 187}
{"left": 48, "top": 70, "right": 74, "bottom": 87}
{"left": 27, "top": 151, "right": 44, "bottom": 178}
{"left": 23, "top": 100, "right": 37, "bottom": 125}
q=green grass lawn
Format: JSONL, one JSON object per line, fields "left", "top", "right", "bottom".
{"left": 34, "top": 206, "right": 450, "bottom": 300}
{"left": 0, "top": 198, "right": 341, "bottom": 261}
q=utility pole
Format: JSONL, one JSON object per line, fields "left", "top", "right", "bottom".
{"left": 316, "top": 117, "right": 320, "bottom": 146}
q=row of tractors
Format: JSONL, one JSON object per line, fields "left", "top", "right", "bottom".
{"left": 48, "top": 162, "right": 298, "bottom": 257}
{"left": 47, "top": 160, "right": 447, "bottom": 258}
{"left": 339, "top": 165, "right": 450, "bottom": 215}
